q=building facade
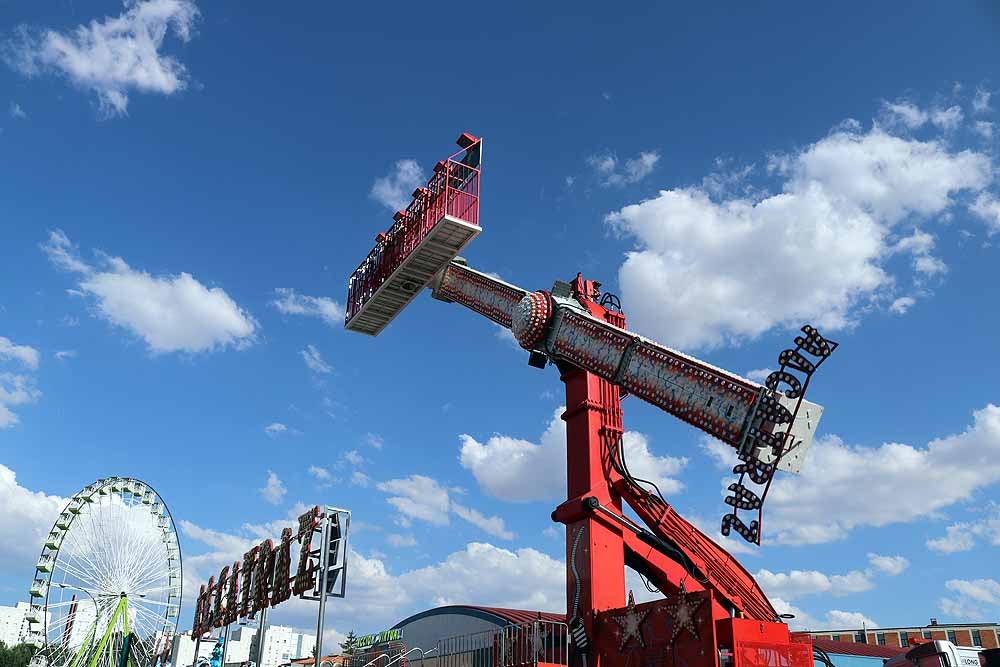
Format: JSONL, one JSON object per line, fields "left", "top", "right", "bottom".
{"left": 809, "top": 621, "right": 1000, "bottom": 650}
{"left": 0, "top": 602, "right": 29, "bottom": 647}
{"left": 259, "top": 625, "right": 316, "bottom": 667}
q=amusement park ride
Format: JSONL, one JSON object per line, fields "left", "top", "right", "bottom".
{"left": 344, "top": 134, "right": 838, "bottom": 667}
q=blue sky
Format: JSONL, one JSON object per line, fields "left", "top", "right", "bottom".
{"left": 3, "top": 0, "right": 1000, "bottom": 645}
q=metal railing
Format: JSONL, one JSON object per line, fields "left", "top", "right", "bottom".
{"left": 345, "top": 138, "right": 482, "bottom": 323}
{"left": 437, "top": 620, "right": 569, "bottom": 667}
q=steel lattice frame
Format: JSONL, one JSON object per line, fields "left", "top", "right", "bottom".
{"left": 25, "top": 477, "right": 182, "bottom": 667}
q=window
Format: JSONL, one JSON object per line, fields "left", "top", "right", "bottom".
{"left": 947, "top": 631, "right": 957, "bottom": 643}
{"left": 832, "top": 635, "right": 841, "bottom": 642}
{"left": 900, "top": 632, "right": 909, "bottom": 646}
{"left": 856, "top": 632, "right": 868, "bottom": 643}
{"left": 972, "top": 630, "right": 983, "bottom": 646}
{"left": 876, "top": 633, "right": 886, "bottom": 646}
{"left": 922, "top": 631, "right": 932, "bottom": 639}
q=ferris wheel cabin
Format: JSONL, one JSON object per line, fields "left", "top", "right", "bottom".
{"left": 344, "top": 133, "right": 482, "bottom": 336}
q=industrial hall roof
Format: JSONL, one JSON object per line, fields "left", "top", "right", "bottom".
{"left": 392, "top": 605, "right": 566, "bottom": 628}
{"left": 811, "top": 638, "right": 907, "bottom": 659}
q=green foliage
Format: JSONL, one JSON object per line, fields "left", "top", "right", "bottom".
{"left": 339, "top": 632, "right": 358, "bottom": 657}
{"left": 0, "top": 641, "right": 39, "bottom": 667}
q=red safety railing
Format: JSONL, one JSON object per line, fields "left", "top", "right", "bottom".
{"left": 345, "top": 134, "right": 482, "bottom": 324}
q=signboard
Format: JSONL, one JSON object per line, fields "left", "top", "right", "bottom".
{"left": 355, "top": 629, "right": 402, "bottom": 651}
{"left": 192, "top": 506, "right": 350, "bottom": 636}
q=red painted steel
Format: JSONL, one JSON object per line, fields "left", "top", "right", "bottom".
{"left": 560, "top": 276, "right": 626, "bottom": 667}
{"left": 345, "top": 135, "right": 482, "bottom": 325}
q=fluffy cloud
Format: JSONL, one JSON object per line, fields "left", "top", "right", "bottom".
{"left": 42, "top": 230, "right": 256, "bottom": 354}
{"left": 0, "top": 337, "right": 41, "bottom": 428}
{"left": 939, "top": 578, "right": 1000, "bottom": 621}
{"left": 351, "top": 471, "right": 371, "bottom": 487}
{"left": 0, "top": 336, "right": 40, "bottom": 369}
{"left": 0, "top": 464, "right": 67, "bottom": 569}
{"left": 755, "top": 568, "right": 873, "bottom": 600}
{"left": 301, "top": 344, "right": 332, "bottom": 374}
{"left": 259, "top": 470, "right": 287, "bottom": 505}
{"left": 926, "top": 503, "right": 1000, "bottom": 553}
{"left": 459, "top": 408, "right": 686, "bottom": 502}
{"left": 607, "top": 115, "right": 992, "bottom": 350}
{"left": 8, "top": 102, "right": 26, "bottom": 119}
{"left": 271, "top": 288, "right": 345, "bottom": 327}
{"left": 970, "top": 193, "right": 1000, "bottom": 234}
{"left": 370, "top": 159, "right": 424, "bottom": 211}
{"left": 867, "top": 553, "right": 909, "bottom": 576}
{"left": 973, "top": 88, "right": 992, "bottom": 114}
{"left": 386, "top": 533, "right": 417, "bottom": 548}
{"left": 264, "top": 422, "right": 288, "bottom": 436}
{"left": 763, "top": 404, "right": 1000, "bottom": 545}
{"left": 588, "top": 150, "right": 660, "bottom": 186}
{"left": 882, "top": 101, "right": 964, "bottom": 131}
{"left": 770, "top": 597, "right": 879, "bottom": 632}
{"left": 4, "top": 0, "right": 199, "bottom": 117}
{"left": 375, "top": 474, "right": 514, "bottom": 539}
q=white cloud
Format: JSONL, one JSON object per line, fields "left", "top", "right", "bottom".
{"left": 882, "top": 101, "right": 964, "bottom": 131}
{"left": 405, "top": 542, "right": 564, "bottom": 611}
{"left": 769, "top": 597, "right": 879, "bottom": 632}
{"left": 970, "top": 193, "right": 1000, "bottom": 234}
{"left": 946, "top": 579, "right": 1000, "bottom": 604}
{"left": 754, "top": 567, "right": 873, "bottom": 600}
{"left": 4, "top": 0, "right": 199, "bottom": 117}
{"left": 867, "top": 553, "right": 909, "bottom": 576}
{"left": 889, "top": 296, "right": 916, "bottom": 315}
{"left": 308, "top": 465, "right": 332, "bottom": 481}
{"left": 607, "top": 119, "right": 992, "bottom": 349}
{"left": 370, "top": 159, "right": 425, "bottom": 211}
{"left": 54, "top": 349, "right": 77, "bottom": 360}
{"left": 745, "top": 368, "right": 773, "bottom": 383}
{"left": 377, "top": 475, "right": 450, "bottom": 526}
{"left": 342, "top": 449, "right": 364, "bottom": 466}
{"left": 386, "top": 533, "right": 417, "bottom": 548}
{"left": 0, "top": 336, "right": 39, "bottom": 369}
{"left": 264, "top": 422, "right": 288, "bottom": 436}
{"left": 824, "top": 610, "right": 880, "bottom": 630}
{"left": 350, "top": 471, "right": 371, "bottom": 487}
{"left": 375, "top": 474, "right": 514, "bottom": 539}
{"left": 588, "top": 150, "right": 660, "bottom": 186}
{"left": 0, "top": 464, "right": 67, "bottom": 569}
{"left": 940, "top": 578, "right": 1000, "bottom": 619}
{"left": 0, "top": 338, "right": 42, "bottom": 428}
{"left": 973, "top": 88, "right": 992, "bottom": 114}
{"left": 460, "top": 408, "right": 685, "bottom": 502}
{"left": 301, "top": 344, "right": 332, "bottom": 374}
{"left": 42, "top": 230, "right": 256, "bottom": 354}
{"left": 974, "top": 121, "right": 994, "bottom": 140}
{"left": 8, "top": 102, "right": 26, "bottom": 119}
{"left": 259, "top": 470, "right": 286, "bottom": 505}
{"left": 365, "top": 433, "right": 384, "bottom": 449}
{"left": 452, "top": 503, "right": 515, "bottom": 540}
{"left": 927, "top": 503, "right": 1000, "bottom": 553}
{"left": 763, "top": 404, "right": 1000, "bottom": 545}
{"left": 271, "top": 288, "right": 344, "bottom": 327}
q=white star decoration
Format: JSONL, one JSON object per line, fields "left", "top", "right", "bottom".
{"left": 612, "top": 591, "right": 650, "bottom": 650}
{"left": 666, "top": 593, "right": 705, "bottom": 642}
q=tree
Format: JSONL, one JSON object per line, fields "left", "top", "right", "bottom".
{"left": 0, "top": 641, "right": 39, "bottom": 667}
{"left": 339, "top": 633, "right": 358, "bottom": 657}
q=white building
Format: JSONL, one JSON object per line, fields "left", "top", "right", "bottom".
{"left": 171, "top": 631, "right": 218, "bottom": 667}
{"left": 259, "top": 625, "right": 315, "bottom": 667}
{"left": 0, "top": 602, "right": 29, "bottom": 647}
{"left": 170, "top": 625, "right": 314, "bottom": 667}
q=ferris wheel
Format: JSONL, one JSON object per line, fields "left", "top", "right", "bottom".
{"left": 25, "top": 477, "right": 182, "bottom": 667}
